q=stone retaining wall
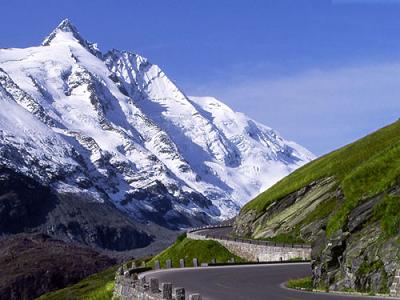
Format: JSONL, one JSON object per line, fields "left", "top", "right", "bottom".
{"left": 187, "top": 227, "right": 311, "bottom": 262}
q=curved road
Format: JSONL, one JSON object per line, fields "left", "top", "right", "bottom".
{"left": 194, "top": 226, "right": 233, "bottom": 237}
{"left": 142, "top": 263, "right": 391, "bottom": 300}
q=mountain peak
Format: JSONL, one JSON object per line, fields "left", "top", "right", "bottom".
{"left": 0, "top": 20, "right": 314, "bottom": 229}
{"left": 42, "top": 19, "right": 102, "bottom": 58}
{"left": 55, "top": 18, "right": 79, "bottom": 34}
{"left": 42, "top": 19, "right": 82, "bottom": 46}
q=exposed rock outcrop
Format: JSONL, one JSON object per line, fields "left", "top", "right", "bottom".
{"left": 234, "top": 178, "right": 400, "bottom": 294}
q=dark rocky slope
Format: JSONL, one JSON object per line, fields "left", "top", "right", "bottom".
{"left": 234, "top": 121, "right": 400, "bottom": 294}
{"left": 0, "top": 166, "right": 179, "bottom": 299}
{"left": 0, "top": 166, "right": 152, "bottom": 251}
{"left": 0, "top": 233, "right": 115, "bottom": 300}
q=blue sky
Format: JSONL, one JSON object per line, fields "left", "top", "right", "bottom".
{"left": 1, "top": 0, "right": 400, "bottom": 155}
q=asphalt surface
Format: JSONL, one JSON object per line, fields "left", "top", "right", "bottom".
{"left": 142, "top": 263, "right": 391, "bottom": 300}
{"left": 194, "top": 226, "right": 233, "bottom": 237}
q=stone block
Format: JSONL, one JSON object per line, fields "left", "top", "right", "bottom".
{"left": 166, "top": 259, "right": 172, "bottom": 268}
{"left": 211, "top": 258, "right": 216, "bottom": 264}
{"left": 179, "top": 258, "right": 185, "bottom": 268}
{"left": 154, "top": 260, "right": 161, "bottom": 270}
{"left": 150, "top": 277, "right": 159, "bottom": 293}
{"left": 162, "top": 282, "right": 172, "bottom": 299}
{"left": 174, "top": 287, "right": 185, "bottom": 300}
{"left": 193, "top": 258, "right": 198, "bottom": 267}
{"left": 189, "top": 294, "right": 202, "bottom": 300}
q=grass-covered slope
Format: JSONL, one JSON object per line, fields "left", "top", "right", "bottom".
{"left": 147, "top": 234, "right": 243, "bottom": 268}
{"left": 242, "top": 120, "right": 400, "bottom": 236}
{"left": 36, "top": 265, "right": 117, "bottom": 300}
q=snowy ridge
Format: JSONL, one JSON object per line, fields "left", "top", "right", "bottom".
{"left": 0, "top": 19, "right": 315, "bottom": 228}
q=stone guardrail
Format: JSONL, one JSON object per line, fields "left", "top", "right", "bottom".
{"left": 113, "top": 265, "right": 202, "bottom": 300}
{"left": 187, "top": 225, "right": 311, "bottom": 262}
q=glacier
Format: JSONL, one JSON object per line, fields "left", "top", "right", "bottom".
{"left": 0, "top": 19, "right": 315, "bottom": 229}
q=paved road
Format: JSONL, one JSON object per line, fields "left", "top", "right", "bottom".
{"left": 194, "top": 226, "right": 233, "bottom": 237}
{"left": 143, "top": 263, "right": 391, "bottom": 300}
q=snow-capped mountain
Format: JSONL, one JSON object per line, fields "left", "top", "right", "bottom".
{"left": 0, "top": 19, "right": 315, "bottom": 229}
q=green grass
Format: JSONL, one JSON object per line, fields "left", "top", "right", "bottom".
{"left": 257, "top": 233, "right": 306, "bottom": 244}
{"left": 37, "top": 265, "right": 118, "bottom": 300}
{"left": 147, "top": 234, "right": 244, "bottom": 268}
{"left": 288, "top": 257, "right": 306, "bottom": 262}
{"left": 286, "top": 276, "right": 313, "bottom": 290}
{"left": 373, "top": 195, "right": 400, "bottom": 237}
{"left": 298, "top": 197, "right": 338, "bottom": 228}
{"left": 242, "top": 120, "right": 400, "bottom": 236}
{"left": 327, "top": 140, "right": 400, "bottom": 235}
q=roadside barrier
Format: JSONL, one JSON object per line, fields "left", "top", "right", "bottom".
{"left": 113, "top": 224, "right": 311, "bottom": 299}
{"left": 113, "top": 265, "right": 203, "bottom": 300}
{"left": 187, "top": 225, "right": 311, "bottom": 262}
{"left": 187, "top": 224, "right": 311, "bottom": 249}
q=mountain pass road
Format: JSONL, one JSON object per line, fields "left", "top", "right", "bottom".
{"left": 142, "top": 263, "right": 392, "bottom": 300}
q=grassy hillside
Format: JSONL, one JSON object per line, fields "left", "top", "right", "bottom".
{"left": 242, "top": 120, "right": 400, "bottom": 236}
{"left": 37, "top": 265, "right": 118, "bottom": 300}
{"left": 147, "top": 234, "right": 244, "bottom": 268}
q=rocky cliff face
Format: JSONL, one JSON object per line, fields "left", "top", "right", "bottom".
{"left": 235, "top": 179, "right": 400, "bottom": 293}
{"left": 234, "top": 177, "right": 337, "bottom": 239}
{"left": 312, "top": 186, "right": 400, "bottom": 294}
{"left": 234, "top": 121, "right": 400, "bottom": 294}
